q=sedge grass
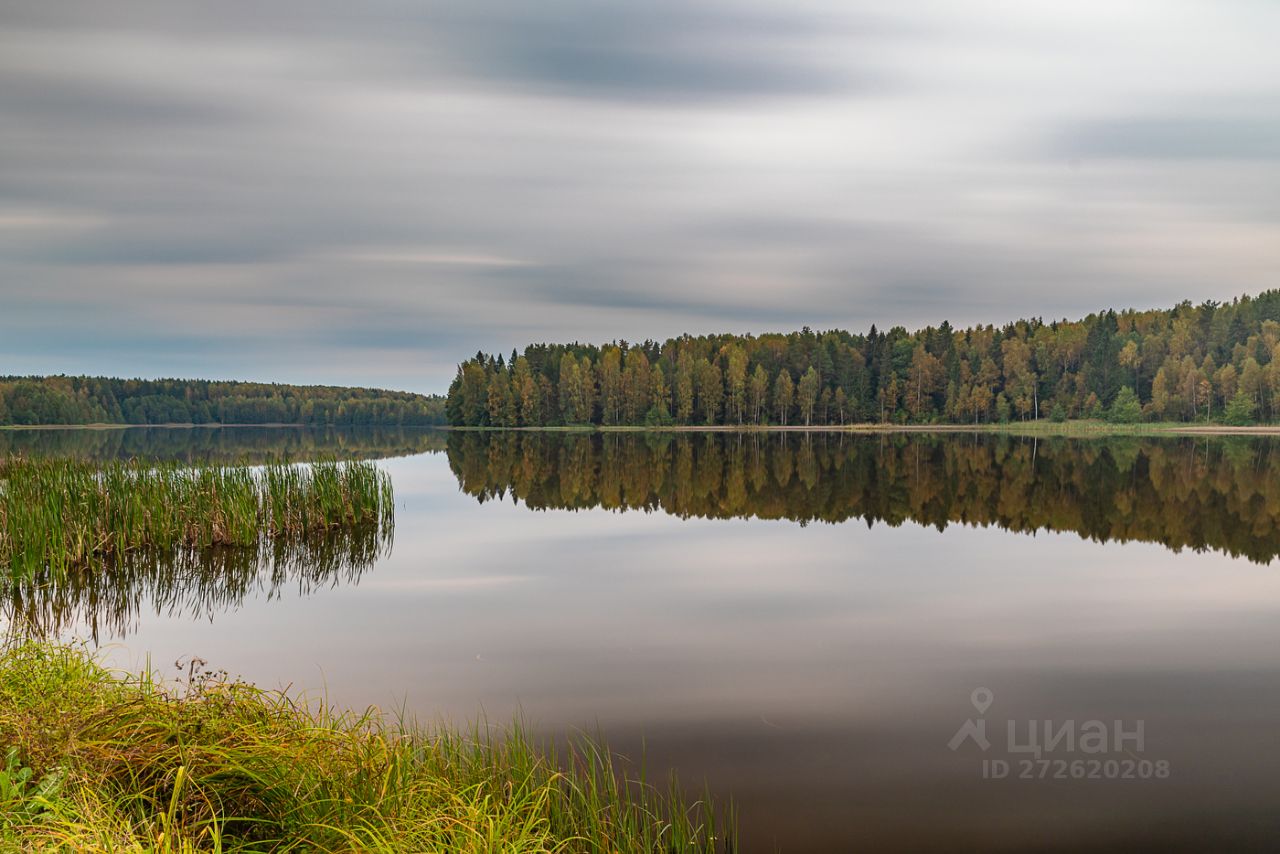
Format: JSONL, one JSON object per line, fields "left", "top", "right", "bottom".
{"left": 0, "top": 641, "right": 734, "bottom": 853}
{"left": 0, "top": 458, "right": 394, "bottom": 582}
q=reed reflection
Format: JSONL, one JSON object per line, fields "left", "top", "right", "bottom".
{"left": 3, "top": 525, "right": 390, "bottom": 641}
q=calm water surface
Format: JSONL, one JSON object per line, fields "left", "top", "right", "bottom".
{"left": 8, "top": 427, "right": 1280, "bottom": 852}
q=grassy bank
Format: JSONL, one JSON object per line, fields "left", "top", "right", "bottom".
{"left": 0, "top": 642, "right": 731, "bottom": 853}
{"left": 0, "top": 458, "right": 393, "bottom": 581}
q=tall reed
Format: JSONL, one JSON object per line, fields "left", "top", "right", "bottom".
{"left": 0, "top": 458, "right": 394, "bottom": 581}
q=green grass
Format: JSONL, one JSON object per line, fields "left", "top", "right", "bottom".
{"left": 0, "top": 458, "right": 394, "bottom": 582}
{"left": 0, "top": 641, "right": 733, "bottom": 853}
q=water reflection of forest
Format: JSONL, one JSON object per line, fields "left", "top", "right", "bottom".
{"left": 448, "top": 431, "right": 1280, "bottom": 564}
{"left": 0, "top": 425, "right": 447, "bottom": 463}
{"left": 3, "top": 526, "right": 390, "bottom": 641}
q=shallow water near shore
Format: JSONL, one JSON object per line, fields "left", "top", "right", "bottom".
{"left": 7, "top": 426, "right": 1280, "bottom": 851}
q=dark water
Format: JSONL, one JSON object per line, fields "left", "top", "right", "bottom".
{"left": 7, "top": 427, "right": 1280, "bottom": 852}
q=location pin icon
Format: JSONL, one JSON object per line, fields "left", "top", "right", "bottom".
{"left": 971, "top": 687, "right": 994, "bottom": 715}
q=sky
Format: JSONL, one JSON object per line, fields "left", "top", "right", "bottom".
{"left": 1, "top": 1, "right": 1278, "bottom": 394}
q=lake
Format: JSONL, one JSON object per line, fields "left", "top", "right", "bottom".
{"left": 6, "top": 427, "right": 1280, "bottom": 852}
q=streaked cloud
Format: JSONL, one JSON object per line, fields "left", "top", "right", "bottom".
{"left": 1053, "top": 115, "right": 1280, "bottom": 161}
{"left": 0, "top": 0, "right": 1277, "bottom": 392}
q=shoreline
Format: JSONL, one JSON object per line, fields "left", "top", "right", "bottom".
{"left": 439, "top": 421, "right": 1280, "bottom": 437}
{"left": 0, "top": 422, "right": 446, "bottom": 431}
{"left": 4, "top": 421, "right": 1279, "bottom": 437}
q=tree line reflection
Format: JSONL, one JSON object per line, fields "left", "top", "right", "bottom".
{"left": 448, "top": 431, "right": 1280, "bottom": 564}
{"left": 0, "top": 425, "right": 447, "bottom": 464}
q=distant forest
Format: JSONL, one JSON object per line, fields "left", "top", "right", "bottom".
{"left": 0, "top": 377, "right": 446, "bottom": 426}
{"left": 448, "top": 290, "right": 1280, "bottom": 427}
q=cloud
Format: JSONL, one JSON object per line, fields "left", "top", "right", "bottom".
{"left": 1, "top": 71, "right": 258, "bottom": 132}
{"left": 1052, "top": 113, "right": 1280, "bottom": 161}
{"left": 0, "top": 1, "right": 1277, "bottom": 392}
{"left": 417, "top": 0, "right": 876, "bottom": 103}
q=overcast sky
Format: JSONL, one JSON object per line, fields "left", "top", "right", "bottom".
{"left": 2, "top": 1, "right": 1278, "bottom": 393}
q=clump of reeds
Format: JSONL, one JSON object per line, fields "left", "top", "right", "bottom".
{"left": 0, "top": 641, "right": 734, "bottom": 853}
{"left": 0, "top": 458, "right": 394, "bottom": 581}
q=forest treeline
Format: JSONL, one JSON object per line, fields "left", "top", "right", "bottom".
{"left": 447, "top": 290, "right": 1280, "bottom": 427}
{"left": 0, "top": 376, "right": 446, "bottom": 426}
{"left": 447, "top": 431, "right": 1280, "bottom": 563}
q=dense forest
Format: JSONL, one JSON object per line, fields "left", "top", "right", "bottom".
{"left": 0, "top": 376, "right": 446, "bottom": 426}
{"left": 447, "top": 290, "right": 1280, "bottom": 427}
{"left": 448, "top": 431, "right": 1280, "bottom": 563}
